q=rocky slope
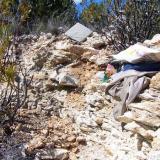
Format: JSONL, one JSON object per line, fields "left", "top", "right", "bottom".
{"left": 0, "top": 32, "right": 160, "bottom": 160}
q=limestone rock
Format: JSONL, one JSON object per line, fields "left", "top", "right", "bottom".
{"left": 74, "top": 110, "right": 98, "bottom": 129}
{"left": 89, "top": 49, "right": 111, "bottom": 66}
{"left": 67, "top": 45, "right": 98, "bottom": 56}
{"left": 57, "top": 72, "right": 79, "bottom": 87}
{"left": 124, "top": 122, "right": 154, "bottom": 140}
{"left": 41, "top": 129, "right": 49, "bottom": 137}
{"left": 33, "top": 72, "right": 48, "bottom": 80}
{"left": 151, "top": 128, "right": 160, "bottom": 150}
{"left": 144, "top": 34, "right": 160, "bottom": 46}
{"left": 85, "top": 92, "right": 105, "bottom": 108}
{"left": 44, "top": 80, "right": 56, "bottom": 91}
{"left": 25, "top": 136, "right": 45, "bottom": 154}
{"left": 76, "top": 136, "right": 86, "bottom": 144}
{"left": 48, "top": 50, "right": 77, "bottom": 67}
{"left": 150, "top": 73, "right": 160, "bottom": 90}
{"left": 84, "top": 32, "right": 106, "bottom": 49}
{"left": 32, "top": 48, "right": 51, "bottom": 69}
{"left": 49, "top": 70, "right": 58, "bottom": 81}
{"left": 54, "top": 40, "right": 73, "bottom": 51}
{"left": 35, "top": 148, "right": 69, "bottom": 160}
{"left": 101, "top": 123, "right": 112, "bottom": 131}
{"left": 139, "top": 89, "right": 160, "bottom": 101}
{"left": 117, "top": 111, "right": 134, "bottom": 124}
{"left": 65, "top": 23, "right": 92, "bottom": 42}
{"left": 80, "top": 126, "right": 93, "bottom": 132}
{"left": 95, "top": 117, "right": 103, "bottom": 126}
{"left": 67, "top": 135, "right": 76, "bottom": 142}
{"left": 81, "top": 51, "right": 97, "bottom": 60}
{"left": 4, "top": 32, "right": 159, "bottom": 160}
{"left": 54, "top": 38, "right": 98, "bottom": 56}
{"left": 126, "top": 102, "right": 160, "bottom": 128}
{"left": 128, "top": 101, "right": 160, "bottom": 117}
{"left": 152, "top": 136, "right": 160, "bottom": 151}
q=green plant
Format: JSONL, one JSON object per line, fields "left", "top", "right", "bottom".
{"left": 80, "top": 0, "right": 160, "bottom": 50}
{"left": 28, "top": 0, "right": 77, "bottom": 34}
{"left": 0, "top": 1, "right": 32, "bottom": 135}
{"left": 29, "top": 0, "right": 76, "bottom": 19}
{"left": 80, "top": 1, "right": 109, "bottom": 30}
{"left": 0, "top": 0, "right": 77, "bottom": 34}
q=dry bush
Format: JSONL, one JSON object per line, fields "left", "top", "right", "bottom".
{"left": 0, "top": 1, "right": 32, "bottom": 135}
{"left": 81, "top": 0, "right": 160, "bottom": 51}
{"left": 106, "top": 0, "right": 160, "bottom": 51}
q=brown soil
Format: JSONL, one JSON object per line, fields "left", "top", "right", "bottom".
{"left": 69, "top": 61, "right": 98, "bottom": 87}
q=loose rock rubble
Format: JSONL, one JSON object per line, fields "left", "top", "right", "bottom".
{"left": 1, "top": 31, "right": 160, "bottom": 160}
{"left": 118, "top": 73, "right": 160, "bottom": 160}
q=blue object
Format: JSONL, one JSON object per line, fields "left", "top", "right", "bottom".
{"left": 122, "top": 62, "right": 160, "bottom": 72}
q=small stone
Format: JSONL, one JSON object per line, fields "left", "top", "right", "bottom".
{"left": 80, "top": 126, "right": 93, "bottom": 132}
{"left": 72, "top": 147, "right": 79, "bottom": 153}
{"left": 57, "top": 72, "right": 79, "bottom": 87}
{"left": 46, "top": 33, "right": 52, "bottom": 39}
{"left": 45, "top": 80, "right": 55, "bottom": 91}
{"left": 53, "top": 148, "right": 69, "bottom": 160}
{"left": 53, "top": 135, "right": 59, "bottom": 143}
{"left": 37, "top": 105, "right": 42, "bottom": 112}
{"left": 76, "top": 136, "right": 86, "bottom": 144}
{"left": 95, "top": 117, "right": 103, "bottom": 126}
{"left": 31, "top": 105, "right": 37, "bottom": 110}
{"left": 35, "top": 148, "right": 69, "bottom": 160}
{"left": 25, "top": 136, "right": 45, "bottom": 154}
{"left": 101, "top": 123, "right": 111, "bottom": 132}
{"left": 61, "top": 134, "right": 67, "bottom": 140}
{"left": 48, "top": 120, "right": 54, "bottom": 129}
{"left": 124, "top": 122, "right": 155, "bottom": 140}
{"left": 150, "top": 73, "right": 160, "bottom": 90}
{"left": 69, "top": 152, "right": 78, "bottom": 160}
{"left": 61, "top": 143, "right": 71, "bottom": 149}
{"left": 44, "top": 106, "right": 53, "bottom": 112}
{"left": 152, "top": 136, "right": 160, "bottom": 150}
{"left": 15, "top": 124, "right": 22, "bottom": 131}
{"left": 100, "top": 134, "right": 107, "bottom": 140}
{"left": 49, "top": 70, "right": 58, "bottom": 80}
{"left": 67, "top": 135, "right": 76, "bottom": 142}
{"left": 41, "top": 129, "right": 49, "bottom": 137}
{"left": 89, "top": 50, "right": 110, "bottom": 66}
{"left": 85, "top": 92, "right": 104, "bottom": 108}
{"left": 117, "top": 111, "right": 134, "bottom": 124}
{"left": 84, "top": 32, "right": 106, "bottom": 49}
{"left": 70, "top": 142, "right": 78, "bottom": 148}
